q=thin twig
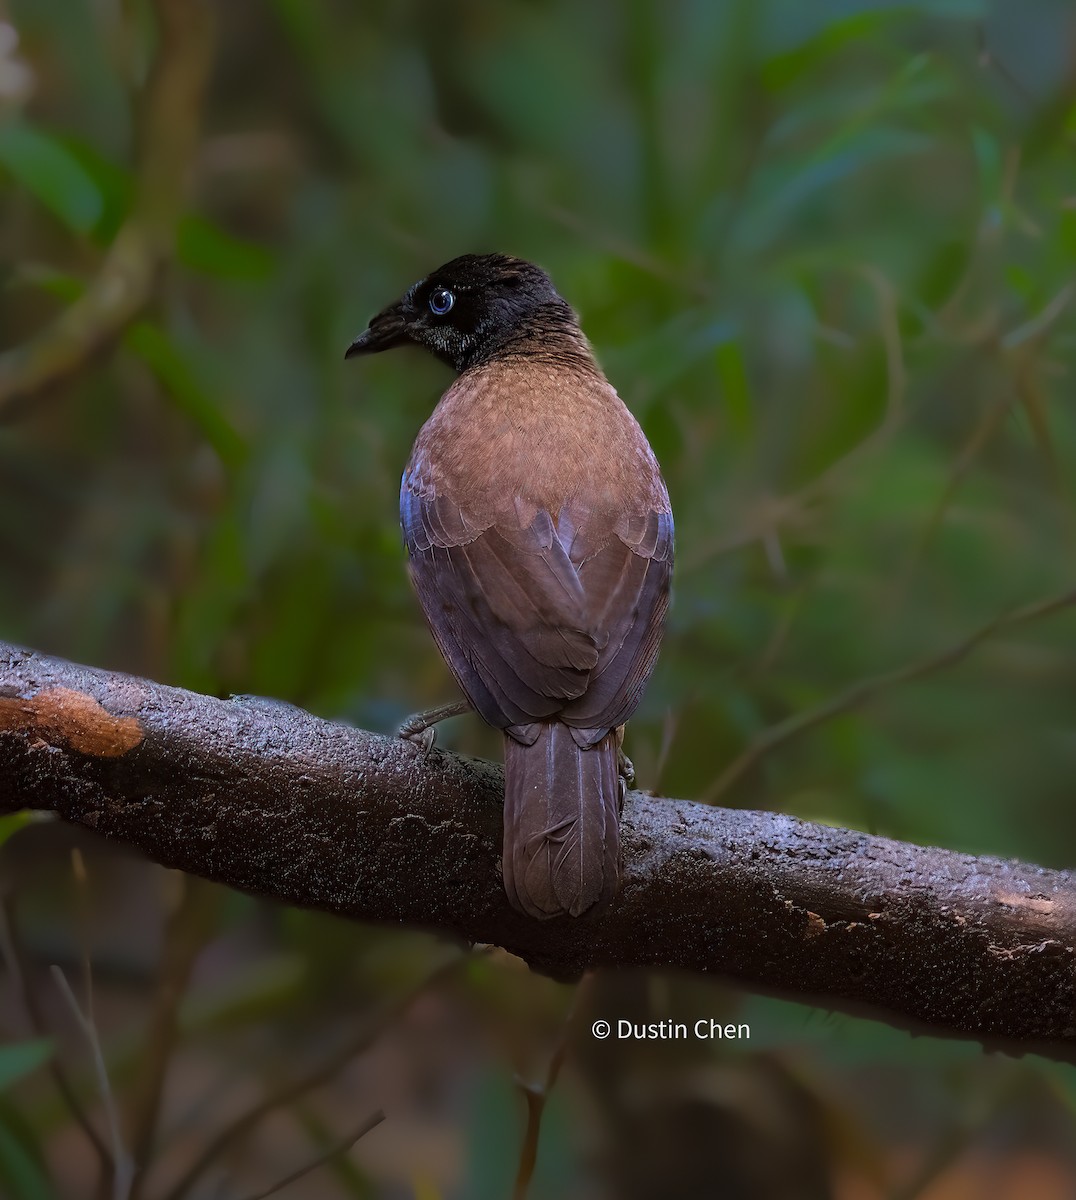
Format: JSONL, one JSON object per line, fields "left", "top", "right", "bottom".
{"left": 162, "top": 949, "right": 469, "bottom": 1200}
{"left": 1015, "top": 357, "right": 1076, "bottom": 553}
{"left": 0, "top": 896, "right": 112, "bottom": 1167}
{"left": 976, "top": 25, "right": 1040, "bottom": 110}
{"left": 1001, "top": 283, "right": 1075, "bottom": 351}
{"left": 888, "top": 275, "right": 1071, "bottom": 611}
{"left": 650, "top": 706, "right": 681, "bottom": 796}
{"left": 541, "top": 203, "right": 713, "bottom": 302}
{"left": 51, "top": 965, "right": 136, "bottom": 1200}
{"left": 71, "top": 849, "right": 118, "bottom": 1200}
{"left": 236, "top": 1108, "right": 385, "bottom": 1200}
{"left": 701, "top": 586, "right": 1076, "bottom": 803}
{"left": 907, "top": 388, "right": 1018, "bottom": 569}
{"left": 976, "top": 23, "right": 1076, "bottom": 151}
{"left": 70, "top": 850, "right": 95, "bottom": 1025}
{"left": 125, "top": 876, "right": 219, "bottom": 1200}
{"left": 682, "top": 262, "right": 908, "bottom": 575}
{"left": 512, "top": 975, "right": 591, "bottom": 1200}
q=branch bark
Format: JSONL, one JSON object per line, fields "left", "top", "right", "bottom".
{"left": 1, "top": 641, "right": 1073, "bottom": 1062}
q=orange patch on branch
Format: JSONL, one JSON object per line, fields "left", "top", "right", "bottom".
{"left": 0, "top": 687, "right": 143, "bottom": 757}
{"left": 803, "top": 911, "right": 827, "bottom": 938}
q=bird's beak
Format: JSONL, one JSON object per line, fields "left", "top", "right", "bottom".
{"left": 344, "top": 303, "right": 409, "bottom": 359}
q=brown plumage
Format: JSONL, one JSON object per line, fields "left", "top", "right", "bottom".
{"left": 346, "top": 254, "right": 673, "bottom": 918}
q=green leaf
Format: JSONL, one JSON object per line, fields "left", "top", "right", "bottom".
{"left": 715, "top": 337, "right": 753, "bottom": 442}
{"left": 124, "top": 322, "right": 247, "bottom": 470}
{"left": 0, "top": 812, "right": 37, "bottom": 851}
{"left": 177, "top": 215, "right": 276, "bottom": 282}
{"left": 56, "top": 137, "right": 134, "bottom": 242}
{"left": 0, "top": 122, "right": 103, "bottom": 234}
{"left": 1061, "top": 208, "right": 1076, "bottom": 258}
{"left": 0, "top": 1113, "right": 54, "bottom": 1200}
{"left": 971, "top": 125, "right": 1002, "bottom": 211}
{"left": 0, "top": 1039, "right": 53, "bottom": 1092}
{"left": 762, "top": 10, "right": 907, "bottom": 92}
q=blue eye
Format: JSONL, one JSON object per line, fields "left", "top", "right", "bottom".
{"left": 429, "top": 288, "right": 455, "bottom": 316}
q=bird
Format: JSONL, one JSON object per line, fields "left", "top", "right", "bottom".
{"left": 346, "top": 254, "right": 673, "bottom": 919}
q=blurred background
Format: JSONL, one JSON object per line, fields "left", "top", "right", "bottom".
{"left": 1, "top": 0, "right": 1075, "bottom": 1196}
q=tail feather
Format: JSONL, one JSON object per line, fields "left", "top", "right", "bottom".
{"left": 502, "top": 722, "right": 620, "bottom": 918}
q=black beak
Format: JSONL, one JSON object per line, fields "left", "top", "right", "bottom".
{"left": 345, "top": 304, "right": 409, "bottom": 359}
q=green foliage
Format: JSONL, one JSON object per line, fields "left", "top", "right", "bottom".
{"left": 0, "top": 1043, "right": 55, "bottom": 1200}
{"left": 0, "top": 813, "right": 37, "bottom": 850}
{"left": 0, "top": 1039, "right": 53, "bottom": 1092}
{"left": 0, "top": 1116, "right": 55, "bottom": 1200}
{"left": 2, "top": 0, "right": 1076, "bottom": 1195}
{"left": 0, "top": 122, "right": 102, "bottom": 234}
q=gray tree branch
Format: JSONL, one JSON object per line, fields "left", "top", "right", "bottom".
{"left": 1, "top": 641, "right": 1073, "bottom": 1062}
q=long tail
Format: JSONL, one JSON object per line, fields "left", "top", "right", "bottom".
{"left": 502, "top": 722, "right": 620, "bottom": 919}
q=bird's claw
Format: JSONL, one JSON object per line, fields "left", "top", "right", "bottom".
{"left": 396, "top": 699, "right": 470, "bottom": 757}
{"left": 398, "top": 718, "right": 438, "bottom": 757}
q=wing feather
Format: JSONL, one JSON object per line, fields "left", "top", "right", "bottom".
{"left": 401, "top": 457, "right": 672, "bottom": 738}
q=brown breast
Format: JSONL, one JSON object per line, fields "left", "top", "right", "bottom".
{"left": 411, "top": 358, "right": 667, "bottom": 531}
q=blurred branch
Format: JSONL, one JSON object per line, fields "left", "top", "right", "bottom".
{"left": 1, "top": 641, "right": 1075, "bottom": 1064}
{"left": 236, "top": 1108, "right": 385, "bottom": 1200}
{"left": 52, "top": 965, "right": 135, "bottom": 1200}
{"left": 512, "top": 978, "right": 585, "bottom": 1200}
{"left": 124, "top": 877, "right": 219, "bottom": 1200}
{"left": 682, "top": 262, "right": 909, "bottom": 573}
{"left": 162, "top": 949, "right": 465, "bottom": 1200}
{"left": 701, "top": 586, "right": 1076, "bottom": 803}
{"left": 69, "top": 847, "right": 129, "bottom": 1200}
{"left": 0, "top": 895, "right": 114, "bottom": 1171}
{"left": 0, "top": 0, "right": 212, "bottom": 412}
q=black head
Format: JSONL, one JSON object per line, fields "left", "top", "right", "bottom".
{"left": 345, "top": 253, "right": 580, "bottom": 373}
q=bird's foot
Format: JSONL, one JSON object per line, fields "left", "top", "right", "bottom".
{"left": 400, "top": 722, "right": 438, "bottom": 756}
{"left": 397, "top": 700, "right": 471, "bottom": 756}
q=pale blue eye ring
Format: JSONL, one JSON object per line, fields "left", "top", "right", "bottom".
{"left": 429, "top": 288, "right": 455, "bottom": 316}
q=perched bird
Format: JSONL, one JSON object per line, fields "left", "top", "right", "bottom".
{"left": 346, "top": 254, "right": 673, "bottom": 919}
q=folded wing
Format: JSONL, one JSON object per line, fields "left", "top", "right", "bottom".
{"left": 401, "top": 459, "right": 672, "bottom": 740}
